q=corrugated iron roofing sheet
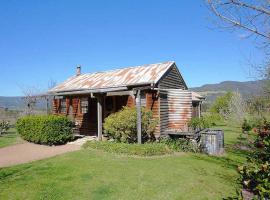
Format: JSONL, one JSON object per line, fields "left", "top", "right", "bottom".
{"left": 49, "top": 61, "right": 175, "bottom": 93}
{"left": 192, "top": 92, "right": 205, "bottom": 101}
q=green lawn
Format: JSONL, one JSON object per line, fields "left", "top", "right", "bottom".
{"left": 0, "top": 124, "right": 249, "bottom": 200}
{"left": 0, "top": 128, "right": 22, "bottom": 148}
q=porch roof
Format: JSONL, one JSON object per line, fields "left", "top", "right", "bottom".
{"left": 49, "top": 61, "right": 176, "bottom": 94}
{"left": 192, "top": 92, "right": 205, "bottom": 102}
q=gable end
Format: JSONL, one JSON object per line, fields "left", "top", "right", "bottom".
{"left": 157, "top": 64, "right": 188, "bottom": 89}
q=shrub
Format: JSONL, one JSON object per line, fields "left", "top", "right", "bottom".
{"left": 238, "top": 161, "right": 270, "bottom": 198}
{"left": 0, "top": 120, "right": 10, "bottom": 135}
{"left": 188, "top": 117, "right": 201, "bottom": 130}
{"left": 250, "top": 116, "right": 268, "bottom": 130}
{"left": 83, "top": 141, "right": 173, "bottom": 156}
{"left": 188, "top": 116, "right": 213, "bottom": 131}
{"left": 103, "top": 106, "right": 157, "bottom": 143}
{"left": 241, "top": 118, "right": 252, "bottom": 133}
{"left": 160, "top": 137, "right": 199, "bottom": 153}
{"left": 16, "top": 115, "right": 74, "bottom": 145}
{"left": 238, "top": 118, "right": 270, "bottom": 198}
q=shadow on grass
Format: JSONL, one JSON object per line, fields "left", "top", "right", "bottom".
{"left": 192, "top": 154, "right": 238, "bottom": 170}
{"left": 0, "top": 164, "right": 33, "bottom": 180}
{"left": 0, "top": 134, "right": 17, "bottom": 139}
{"left": 192, "top": 145, "right": 250, "bottom": 171}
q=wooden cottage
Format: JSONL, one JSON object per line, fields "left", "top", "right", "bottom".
{"left": 48, "top": 61, "right": 203, "bottom": 140}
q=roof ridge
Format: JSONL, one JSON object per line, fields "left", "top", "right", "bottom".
{"left": 82, "top": 61, "right": 175, "bottom": 75}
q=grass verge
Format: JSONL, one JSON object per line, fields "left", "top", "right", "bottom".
{"left": 0, "top": 128, "right": 22, "bottom": 148}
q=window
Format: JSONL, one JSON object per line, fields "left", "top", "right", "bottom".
{"left": 80, "top": 97, "right": 89, "bottom": 114}
{"left": 141, "top": 92, "right": 146, "bottom": 107}
{"left": 160, "top": 93, "right": 167, "bottom": 100}
{"left": 60, "top": 98, "right": 67, "bottom": 113}
{"left": 68, "top": 99, "right": 74, "bottom": 120}
{"left": 105, "top": 96, "right": 113, "bottom": 112}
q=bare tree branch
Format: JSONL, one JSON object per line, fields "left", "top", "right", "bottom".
{"left": 207, "top": 0, "right": 270, "bottom": 40}
{"left": 230, "top": 0, "right": 270, "bottom": 16}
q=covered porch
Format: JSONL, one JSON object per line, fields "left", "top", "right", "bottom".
{"left": 52, "top": 88, "right": 158, "bottom": 144}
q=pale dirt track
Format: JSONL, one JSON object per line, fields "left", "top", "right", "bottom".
{"left": 0, "top": 142, "right": 81, "bottom": 168}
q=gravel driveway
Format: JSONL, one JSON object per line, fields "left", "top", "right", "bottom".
{"left": 0, "top": 142, "right": 81, "bottom": 168}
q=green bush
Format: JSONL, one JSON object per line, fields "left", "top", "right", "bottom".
{"left": 16, "top": 115, "right": 74, "bottom": 145}
{"left": 250, "top": 116, "right": 268, "bottom": 130}
{"left": 83, "top": 141, "right": 173, "bottom": 156}
{"left": 188, "top": 116, "right": 214, "bottom": 131}
{"left": 103, "top": 106, "right": 157, "bottom": 143}
{"left": 160, "top": 137, "right": 199, "bottom": 153}
{"left": 241, "top": 118, "right": 252, "bottom": 133}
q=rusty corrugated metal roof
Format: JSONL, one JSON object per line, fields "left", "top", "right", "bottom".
{"left": 49, "top": 61, "right": 175, "bottom": 93}
{"left": 192, "top": 92, "right": 205, "bottom": 101}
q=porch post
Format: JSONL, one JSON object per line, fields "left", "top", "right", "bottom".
{"left": 97, "top": 95, "right": 103, "bottom": 141}
{"left": 136, "top": 90, "right": 142, "bottom": 144}
{"left": 198, "top": 102, "right": 201, "bottom": 118}
{"left": 46, "top": 97, "right": 49, "bottom": 115}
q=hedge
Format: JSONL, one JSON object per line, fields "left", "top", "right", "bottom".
{"left": 16, "top": 115, "right": 74, "bottom": 145}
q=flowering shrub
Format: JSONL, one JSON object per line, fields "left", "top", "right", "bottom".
{"left": 238, "top": 118, "right": 270, "bottom": 198}
{"left": 0, "top": 120, "right": 10, "bottom": 135}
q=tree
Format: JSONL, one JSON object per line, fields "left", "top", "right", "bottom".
{"left": 210, "top": 92, "right": 233, "bottom": 118}
{"left": 20, "top": 86, "right": 41, "bottom": 116}
{"left": 207, "top": 0, "right": 270, "bottom": 43}
{"left": 207, "top": 0, "right": 270, "bottom": 98}
{"left": 228, "top": 91, "right": 247, "bottom": 124}
{"left": 47, "top": 79, "right": 57, "bottom": 114}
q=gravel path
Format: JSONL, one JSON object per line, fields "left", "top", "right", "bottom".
{"left": 0, "top": 142, "right": 81, "bottom": 168}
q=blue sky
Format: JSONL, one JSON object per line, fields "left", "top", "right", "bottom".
{"left": 0, "top": 0, "right": 264, "bottom": 96}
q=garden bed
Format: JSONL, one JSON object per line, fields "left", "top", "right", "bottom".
{"left": 83, "top": 141, "right": 174, "bottom": 156}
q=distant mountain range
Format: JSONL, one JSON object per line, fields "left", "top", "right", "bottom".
{"left": 191, "top": 80, "right": 264, "bottom": 102}
{"left": 0, "top": 96, "right": 47, "bottom": 110}
{"left": 0, "top": 80, "right": 264, "bottom": 110}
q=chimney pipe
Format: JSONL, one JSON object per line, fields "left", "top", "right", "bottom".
{"left": 76, "top": 65, "right": 81, "bottom": 76}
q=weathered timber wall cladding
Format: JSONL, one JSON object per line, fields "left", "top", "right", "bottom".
{"left": 158, "top": 65, "right": 187, "bottom": 89}
{"left": 49, "top": 61, "right": 204, "bottom": 137}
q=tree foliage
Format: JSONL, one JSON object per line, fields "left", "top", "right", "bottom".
{"left": 210, "top": 92, "right": 233, "bottom": 118}
{"left": 228, "top": 91, "right": 247, "bottom": 124}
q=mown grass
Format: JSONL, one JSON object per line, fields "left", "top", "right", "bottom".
{"left": 0, "top": 128, "right": 22, "bottom": 148}
{"left": 0, "top": 124, "right": 249, "bottom": 199}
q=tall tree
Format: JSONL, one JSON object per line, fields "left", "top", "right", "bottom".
{"left": 207, "top": 0, "right": 270, "bottom": 97}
